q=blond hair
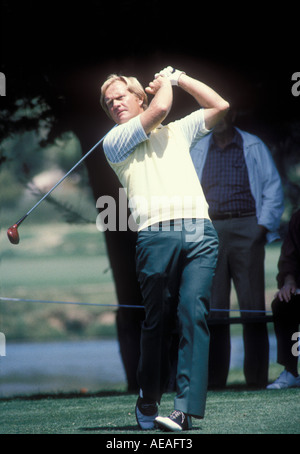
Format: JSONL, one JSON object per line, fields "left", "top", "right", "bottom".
{"left": 100, "top": 74, "right": 148, "bottom": 118}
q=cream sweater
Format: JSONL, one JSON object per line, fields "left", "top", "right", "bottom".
{"left": 103, "top": 110, "right": 210, "bottom": 231}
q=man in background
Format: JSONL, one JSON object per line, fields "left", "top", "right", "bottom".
{"left": 190, "top": 110, "right": 284, "bottom": 388}
{"left": 267, "top": 209, "right": 300, "bottom": 389}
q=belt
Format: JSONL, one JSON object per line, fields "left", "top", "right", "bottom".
{"left": 210, "top": 211, "right": 256, "bottom": 220}
{"left": 146, "top": 218, "right": 197, "bottom": 230}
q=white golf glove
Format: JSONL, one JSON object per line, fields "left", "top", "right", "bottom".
{"left": 155, "top": 66, "right": 185, "bottom": 86}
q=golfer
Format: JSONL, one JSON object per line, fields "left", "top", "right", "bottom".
{"left": 100, "top": 66, "right": 229, "bottom": 431}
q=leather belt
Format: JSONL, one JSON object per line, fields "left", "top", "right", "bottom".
{"left": 147, "top": 219, "right": 197, "bottom": 230}
{"left": 210, "top": 211, "right": 256, "bottom": 220}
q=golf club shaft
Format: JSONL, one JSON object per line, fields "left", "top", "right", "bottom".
{"left": 15, "top": 126, "right": 115, "bottom": 227}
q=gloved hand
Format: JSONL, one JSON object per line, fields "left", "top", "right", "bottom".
{"left": 154, "top": 66, "right": 185, "bottom": 86}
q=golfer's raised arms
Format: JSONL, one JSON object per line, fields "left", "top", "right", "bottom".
{"left": 141, "top": 76, "right": 173, "bottom": 134}
{"left": 142, "top": 68, "right": 229, "bottom": 134}
{"left": 176, "top": 73, "right": 229, "bottom": 130}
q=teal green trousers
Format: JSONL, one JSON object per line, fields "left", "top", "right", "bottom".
{"left": 135, "top": 219, "right": 218, "bottom": 418}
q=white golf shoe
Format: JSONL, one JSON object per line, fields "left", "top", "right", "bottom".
{"left": 266, "top": 370, "right": 300, "bottom": 389}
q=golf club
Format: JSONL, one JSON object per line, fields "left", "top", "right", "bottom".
{"left": 7, "top": 126, "right": 115, "bottom": 245}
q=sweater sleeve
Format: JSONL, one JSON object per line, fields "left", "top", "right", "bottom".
{"left": 172, "top": 109, "right": 211, "bottom": 148}
{"left": 103, "top": 115, "right": 148, "bottom": 163}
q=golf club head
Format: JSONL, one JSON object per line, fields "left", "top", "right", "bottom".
{"left": 7, "top": 224, "right": 20, "bottom": 245}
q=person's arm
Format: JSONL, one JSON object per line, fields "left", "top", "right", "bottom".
{"left": 154, "top": 67, "right": 229, "bottom": 130}
{"left": 251, "top": 138, "right": 284, "bottom": 234}
{"left": 177, "top": 73, "right": 229, "bottom": 130}
{"left": 276, "top": 274, "right": 297, "bottom": 302}
{"left": 103, "top": 115, "right": 148, "bottom": 163}
{"left": 140, "top": 76, "right": 173, "bottom": 134}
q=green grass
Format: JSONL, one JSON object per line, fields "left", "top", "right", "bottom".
{"left": 0, "top": 385, "right": 299, "bottom": 434}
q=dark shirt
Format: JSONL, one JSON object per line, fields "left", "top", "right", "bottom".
{"left": 201, "top": 129, "right": 256, "bottom": 216}
{"left": 277, "top": 209, "right": 300, "bottom": 288}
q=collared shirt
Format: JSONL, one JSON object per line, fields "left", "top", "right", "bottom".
{"left": 190, "top": 127, "right": 284, "bottom": 243}
{"left": 200, "top": 129, "right": 256, "bottom": 216}
{"left": 103, "top": 110, "right": 211, "bottom": 230}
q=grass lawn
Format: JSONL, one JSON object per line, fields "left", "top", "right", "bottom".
{"left": 0, "top": 385, "right": 299, "bottom": 435}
